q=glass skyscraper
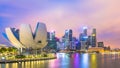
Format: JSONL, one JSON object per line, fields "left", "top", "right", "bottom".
{"left": 91, "top": 28, "right": 97, "bottom": 47}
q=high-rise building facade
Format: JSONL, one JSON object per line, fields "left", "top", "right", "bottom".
{"left": 64, "top": 29, "right": 73, "bottom": 49}
{"left": 83, "top": 27, "right": 87, "bottom": 36}
{"left": 79, "top": 27, "right": 88, "bottom": 50}
{"left": 50, "top": 31, "right": 55, "bottom": 41}
{"left": 64, "top": 29, "right": 72, "bottom": 41}
{"left": 91, "top": 28, "right": 97, "bottom": 47}
{"left": 46, "top": 31, "right": 57, "bottom": 50}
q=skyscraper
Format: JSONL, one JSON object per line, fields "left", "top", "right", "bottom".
{"left": 69, "top": 29, "right": 72, "bottom": 41}
{"left": 64, "top": 29, "right": 73, "bottom": 49}
{"left": 50, "top": 31, "right": 55, "bottom": 41}
{"left": 79, "top": 27, "right": 88, "bottom": 50}
{"left": 87, "top": 35, "right": 92, "bottom": 47}
{"left": 91, "top": 28, "right": 97, "bottom": 47}
{"left": 83, "top": 26, "right": 87, "bottom": 36}
{"left": 65, "top": 30, "right": 72, "bottom": 40}
{"left": 47, "top": 32, "right": 50, "bottom": 41}
{"left": 46, "top": 31, "right": 57, "bottom": 50}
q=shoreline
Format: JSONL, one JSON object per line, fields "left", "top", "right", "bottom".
{"left": 0, "top": 57, "right": 57, "bottom": 64}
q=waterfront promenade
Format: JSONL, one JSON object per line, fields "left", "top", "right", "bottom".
{"left": 0, "top": 57, "right": 56, "bottom": 63}
{"left": 1, "top": 53, "right": 120, "bottom": 68}
{"left": 0, "top": 53, "right": 56, "bottom": 63}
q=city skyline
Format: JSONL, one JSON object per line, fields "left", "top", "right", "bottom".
{"left": 0, "top": 0, "right": 120, "bottom": 48}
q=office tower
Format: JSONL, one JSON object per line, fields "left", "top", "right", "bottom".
{"left": 50, "top": 31, "right": 55, "bottom": 41}
{"left": 64, "top": 29, "right": 72, "bottom": 41}
{"left": 64, "top": 29, "right": 73, "bottom": 49}
{"left": 82, "top": 27, "right": 88, "bottom": 41}
{"left": 47, "top": 32, "right": 50, "bottom": 41}
{"left": 91, "top": 28, "right": 97, "bottom": 47}
{"left": 79, "top": 27, "right": 88, "bottom": 50}
{"left": 46, "top": 31, "right": 57, "bottom": 50}
{"left": 98, "top": 42, "right": 104, "bottom": 47}
{"left": 87, "top": 35, "right": 92, "bottom": 48}
{"left": 75, "top": 41, "right": 81, "bottom": 50}
{"left": 79, "top": 33, "right": 84, "bottom": 41}
{"left": 83, "top": 26, "right": 87, "bottom": 36}
{"left": 69, "top": 29, "right": 72, "bottom": 41}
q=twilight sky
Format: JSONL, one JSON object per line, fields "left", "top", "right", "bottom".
{"left": 0, "top": 0, "right": 120, "bottom": 48}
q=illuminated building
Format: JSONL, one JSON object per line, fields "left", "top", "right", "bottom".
{"left": 98, "top": 42, "right": 104, "bottom": 47}
{"left": 83, "top": 26, "right": 87, "bottom": 36}
{"left": 72, "top": 37, "right": 79, "bottom": 50}
{"left": 88, "top": 47, "right": 104, "bottom": 53}
{"left": 46, "top": 31, "right": 57, "bottom": 50}
{"left": 87, "top": 36, "right": 92, "bottom": 47}
{"left": 4, "top": 22, "right": 48, "bottom": 50}
{"left": 91, "top": 28, "right": 97, "bottom": 47}
{"left": 63, "top": 29, "right": 73, "bottom": 49}
{"left": 64, "top": 29, "right": 72, "bottom": 41}
{"left": 50, "top": 31, "right": 55, "bottom": 41}
{"left": 79, "top": 27, "right": 88, "bottom": 50}
{"left": 69, "top": 29, "right": 72, "bottom": 41}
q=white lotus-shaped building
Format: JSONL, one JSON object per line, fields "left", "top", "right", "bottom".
{"left": 4, "top": 22, "right": 48, "bottom": 49}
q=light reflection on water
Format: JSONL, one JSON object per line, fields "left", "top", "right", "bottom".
{"left": 1, "top": 53, "right": 120, "bottom": 68}
{"left": 81, "top": 54, "right": 89, "bottom": 68}
{"left": 90, "top": 54, "right": 97, "bottom": 68}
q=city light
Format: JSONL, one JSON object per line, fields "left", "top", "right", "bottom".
{"left": 92, "top": 34, "right": 96, "bottom": 36}
{"left": 83, "top": 36, "right": 88, "bottom": 39}
{"left": 83, "top": 26, "right": 88, "bottom": 29}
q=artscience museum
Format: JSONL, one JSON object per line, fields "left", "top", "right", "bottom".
{"left": 3, "top": 22, "right": 48, "bottom": 50}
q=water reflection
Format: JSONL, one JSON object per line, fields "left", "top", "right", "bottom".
{"left": 81, "top": 54, "right": 89, "bottom": 68}
{"left": 1, "top": 64, "right": 6, "bottom": 68}
{"left": 1, "top": 53, "right": 120, "bottom": 68}
{"left": 49, "top": 53, "right": 70, "bottom": 68}
{"left": 90, "top": 54, "right": 97, "bottom": 68}
{"left": 73, "top": 53, "right": 80, "bottom": 68}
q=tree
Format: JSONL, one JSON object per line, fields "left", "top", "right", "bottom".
{"left": 8, "top": 47, "right": 14, "bottom": 52}
{"left": 0, "top": 47, "right": 7, "bottom": 53}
